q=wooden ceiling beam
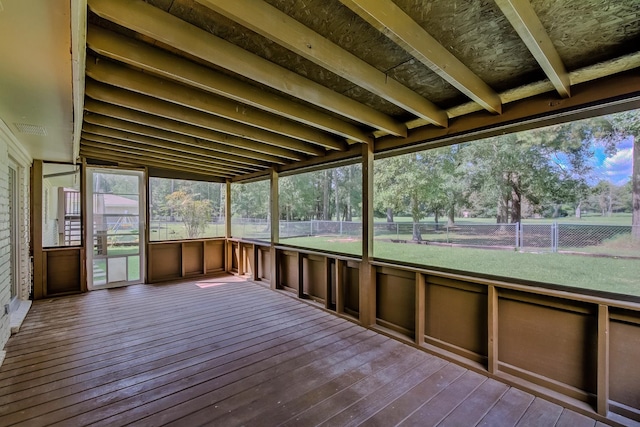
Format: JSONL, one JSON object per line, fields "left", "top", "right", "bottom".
{"left": 80, "top": 146, "right": 234, "bottom": 178}
{"left": 85, "top": 67, "right": 326, "bottom": 157}
{"left": 87, "top": 26, "right": 372, "bottom": 144}
{"left": 86, "top": 56, "right": 344, "bottom": 152}
{"left": 87, "top": 0, "right": 407, "bottom": 137}
{"left": 196, "top": 0, "right": 448, "bottom": 128}
{"left": 83, "top": 100, "right": 288, "bottom": 165}
{"left": 80, "top": 137, "right": 237, "bottom": 176}
{"left": 85, "top": 80, "right": 308, "bottom": 161}
{"left": 494, "top": 0, "right": 570, "bottom": 98}
{"left": 82, "top": 124, "right": 260, "bottom": 173}
{"left": 82, "top": 113, "right": 271, "bottom": 168}
{"left": 339, "top": 0, "right": 501, "bottom": 114}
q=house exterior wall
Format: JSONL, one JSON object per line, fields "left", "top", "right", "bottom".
{"left": 0, "top": 123, "right": 32, "bottom": 356}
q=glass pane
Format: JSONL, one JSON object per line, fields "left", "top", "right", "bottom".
{"left": 149, "top": 177, "right": 225, "bottom": 241}
{"left": 373, "top": 109, "right": 640, "bottom": 297}
{"left": 278, "top": 165, "right": 362, "bottom": 255}
{"left": 42, "top": 163, "right": 81, "bottom": 247}
{"left": 231, "top": 180, "right": 270, "bottom": 241}
{"left": 107, "top": 257, "right": 127, "bottom": 283}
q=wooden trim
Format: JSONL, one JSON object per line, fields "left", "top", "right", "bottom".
{"left": 335, "top": 259, "right": 345, "bottom": 315}
{"left": 597, "top": 304, "right": 609, "bottom": 416}
{"left": 359, "top": 142, "right": 375, "bottom": 326}
{"left": 297, "top": 252, "right": 304, "bottom": 299}
{"left": 270, "top": 169, "right": 279, "bottom": 290}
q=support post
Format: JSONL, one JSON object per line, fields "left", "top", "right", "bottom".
{"left": 597, "top": 304, "right": 610, "bottom": 416}
{"left": 488, "top": 285, "right": 499, "bottom": 374}
{"left": 415, "top": 273, "right": 425, "bottom": 346}
{"left": 359, "top": 142, "right": 375, "bottom": 326}
{"left": 335, "top": 259, "right": 344, "bottom": 314}
{"left": 31, "top": 159, "right": 44, "bottom": 300}
{"left": 270, "top": 168, "right": 279, "bottom": 290}
{"left": 225, "top": 180, "right": 232, "bottom": 273}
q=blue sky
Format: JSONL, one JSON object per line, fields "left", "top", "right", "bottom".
{"left": 592, "top": 136, "right": 634, "bottom": 186}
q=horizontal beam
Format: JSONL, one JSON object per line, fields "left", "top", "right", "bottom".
{"left": 494, "top": 0, "right": 570, "bottom": 97}
{"left": 82, "top": 113, "right": 271, "bottom": 168}
{"left": 376, "top": 70, "right": 640, "bottom": 156}
{"left": 85, "top": 80, "right": 307, "bottom": 161}
{"left": 81, "top": 136, "right": 240, "bottom": 176}
{"left": 86, "top": 56, "right": 341, "bottom": 152}
{"left": 80, "top": 146, "right": 233, "bottom": 177}
{"left": 339, "top": 0, "right": 501, "bottom": 114}
{"left": 198, "top": 0, "right": 448, "bottom": 127}
{"left": 83, "top": 100, "right": 288, "bottom": 165}
{"left": 88, "top": 0, "right": 407, "bottom": 136}
{"left": 87, "top": 26, "right": 371, "bottom": 144}
{"left": 82, "top": 124, "right": 260, "bottom": 173}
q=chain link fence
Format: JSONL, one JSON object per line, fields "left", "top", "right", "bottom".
{"left": 224, "top": 219, "right": 640, "bottom": 258}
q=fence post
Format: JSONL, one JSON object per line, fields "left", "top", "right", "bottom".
{"left": 515, "top": 222, "right": 519, "bottom": 250}
{"left": 551, "top": 222, "right": 557, "bottom": 253}
{"left": 396, "top": 223, "right": 399, "bottom": 241}
{"left": 340, "top": 220, "right": 343, "bottom": 236}
{"left": 446, "top": 225, "right": 449, "bottom": 243}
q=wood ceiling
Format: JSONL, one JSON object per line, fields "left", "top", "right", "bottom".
{"left": 81, "top": 0, "right": 640, "bottom": 181}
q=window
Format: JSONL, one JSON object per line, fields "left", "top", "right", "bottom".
{"left": 231, "top": 180, "right": 270, "bottom": 240}
{"left": 373, "top": 110, "right": 640, "bottom": 297}
{"left": 278, "top": 164, "right": 362, "bottom": 255}
{"left": 149, "top": 178, "right": 225, "bottom": 241}
{"left": 42, "top": 163, "right": 81, "bottom": 247}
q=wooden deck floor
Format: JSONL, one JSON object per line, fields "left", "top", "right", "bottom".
{"left": 0, "top": 276, "right": 610, "bottom": 427}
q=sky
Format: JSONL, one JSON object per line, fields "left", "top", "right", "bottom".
{"left": 592, "top": 136, "right": 634, "bottom": 186}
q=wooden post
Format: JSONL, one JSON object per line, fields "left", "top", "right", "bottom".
{"left": 31, "top": 160, "right": 44, "bottom": 300}
{"left": 324, "top": 257, "right": 332, "bottom": 309}
{"left": 335, "top": 259, "right": 344, "bottom": 314}
{"left": 270, "top": 168, "right": 279, "bottom": 290}
{"left": 359, "top": 142, "right": 375, "bottom": 326}
{"left": 415, "top": 272, "right": 425, "bottom": 346}
{"left": 597, "top": 304, "right": 609, "bottom": 416}
{"left": 225, "top": 179, "right": 232, "bottom": 272}
{"left": 80, "top": 160, "right": 88, "bottom": 292}
{"left": 488, "top": 285, "right": 499, "bottom": 374}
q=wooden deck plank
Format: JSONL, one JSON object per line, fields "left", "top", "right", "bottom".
{"left": 397, "top": 370, "right": 487, "bottom": 427}
{"left": 0, "top": 277, "right": 613, "bottom": 427}
{"left": 477, "top": 387, "right": 536, "bottom": 427}
{"left": 515, "top": 397, "right": 564, "bottom": 427}
{"left": 357, "top": 363, "right": 466, "bottom": 427}
{"left": 556, "top": 408, "right": 597, "bottom": 427}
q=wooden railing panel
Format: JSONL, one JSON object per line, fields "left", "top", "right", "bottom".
{"left": 149, "top": 238, "right": 225, "bottom": 283}
{"left": 375, "top": 266, "right": 415, "bottom": 338}
{"left": 424, "top": 275, "right": 487, "bottom": 362}
{"left": 148, "top": 243, "right": 181, "bottom": 282}
{"left": 278, "top": 250, "right": 298, "bottom": 291}
{"left": 498, "top": 291, "right": 597, "bottom": 400}
{"left": 302, "top": 254, "right": 327, "bottom": 302}
{"left": 205, "top": 240, "right": 225, "bottom": 273}
{"left": 609, "top": 309, "right": 640, "bottom": 420}
{"left": 43, "top": 247, "right": 83, "bottom": 295}
{"left": 343, "top": 261, "right": 360, "bottom": 317}
{"left": 182, "top": 242, "right": 204, "bottom": 276}
{"left": 258, "top": 246, "right": 271, "bottom": 281}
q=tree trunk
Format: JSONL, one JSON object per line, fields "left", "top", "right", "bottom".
{"left": 411, "top": 194, "right": 422, "bottom": 241}
{"left": 334, "top": 169, "right": 339, "bottom": 221}
{"left": 497, "top": 196, "right": 509, "bottom": 223}
{"left": 575, "top": 201, "right": 581, "bottom": 219}
{"left": 511, "top": 188, "right": 521, "bottom": 223}
{"left": 632, "top": 135, "right": 640, "bottom": 240}
{"left": 447, "top": 205, "right": 455, "bottom": 227}
{"left": 386, "top": 207, "right": 395, "bottom": 231}
{"left": 322, "top": 170, "right": 330, "bottom": 220}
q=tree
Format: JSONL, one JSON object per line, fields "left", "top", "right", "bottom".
{"left": 166, "top": 191, "right": 212, "bottom": 239}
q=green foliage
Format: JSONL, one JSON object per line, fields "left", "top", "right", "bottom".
{"left": 165, "top": 190, "right": 213, "bottom": 239}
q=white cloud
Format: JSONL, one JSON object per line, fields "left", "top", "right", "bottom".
{"left": 603, "top": 148, "right": 633, "bottom": 184}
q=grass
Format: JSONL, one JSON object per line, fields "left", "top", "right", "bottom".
{"left": 279, "top": 235, "right": 640, "bottom": 297}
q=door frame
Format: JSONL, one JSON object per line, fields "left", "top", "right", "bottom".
{"left": 85, "top": 166, "right": 146, "bottom": 290}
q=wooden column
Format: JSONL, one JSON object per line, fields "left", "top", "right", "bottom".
{"left": 488, "top": 285, "right": 499, "bottom": 374}
{"left": 415, "top": 272, "right": 425, "bottom": 346}
{"left": 225, "top": 179, "right": 232, "bottom": 272}
{"left": 270, "top": 168, "right": 279, "bottom": 290}
{"left": 359, "top": 142, "right": 375, "bottom": 326}
{"left": 30, "top": 160, "right": 44, "bottom": 300}
{"left": 335, "top": 259, "right": 345, "bottom": 314}
{"left": 597, "top": 304, "right": 610, "bottom": 416}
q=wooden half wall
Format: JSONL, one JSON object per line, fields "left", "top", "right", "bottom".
{"left": 231, "top": 241, "right": 640, "bottom": 424}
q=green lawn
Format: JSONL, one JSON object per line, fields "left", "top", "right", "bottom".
{"left": 279, "top": 236, "right": 640, "bottom": 297}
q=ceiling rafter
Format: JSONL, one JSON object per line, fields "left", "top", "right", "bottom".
{"left": 338, "top": 0, "right": 501, "bottom": 115}
{"left": 87, "top": 26, "right": 372, "bottom": 144}
{"left": 83, "top": 100, "right": 289, "bottom": 164}
{"left": 80, "top": 145, "right": 231, "bottom": 178}
{"left": 82, "top": 124, "right": 260, "bottom": 173}
{"left": 85, "top": 80, "right": 310, "bottom": 161}
{"left": 83, "top": 114, "right": 272, "bottom": 168}
{"left": 86, "top": 55, "right": 345, "bottom": 152}
{"left": 196, "top": 0, "right": 448, "bottom": 128}
{"left": 494, "top": 0, "right": 570, "bottom": 98}
{"left": 87, "top": 0, "right": 407, "bottom": 137}
{"left": 85, "top": 68, "right": 326, "bottom": 157}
